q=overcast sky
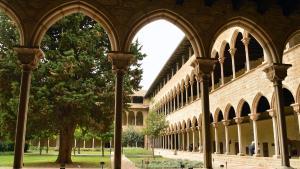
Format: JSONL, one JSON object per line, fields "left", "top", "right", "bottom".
{"left": 133, "top": 20, "right": 184, "bottom": 90}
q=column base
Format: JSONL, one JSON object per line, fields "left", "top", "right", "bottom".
{"left": 237, "top": 153, "right": 245, "bottom": 156}
{"left": 253, "top": 153, "right": 260, "bottom": 157}
{"left": 273, "top": 154, "right": 281, "bottom": 159}
{"left": 214, "top": 152, "right": 220, "bottom": 154}
{"left": 225, "top": 152, "right": 230, "bottom": 155}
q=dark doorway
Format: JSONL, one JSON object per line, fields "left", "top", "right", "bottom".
{"left": 263, "top": 142, "right": 269, "bottom": 157}
{"left": 235, "top": 142, "right": 239, "bottom": 154}
{"left": 220, "top": 142, "right": 224, "bottom": 154}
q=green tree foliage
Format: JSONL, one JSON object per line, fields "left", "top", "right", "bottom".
{"left": 122, "top": 126, "right": 144, "bottom": 147}
{"left": 0, "top": 12, "right": 146, "bottom": 163}
{"left": 143, "top": 111, "right": 168, "bottom": 157}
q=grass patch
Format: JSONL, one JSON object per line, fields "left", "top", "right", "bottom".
{"left": 0, "top": 152, "right": 111, "bottom": 168}
{"left": 123, "top": 148, "right": 202, "bottom": 168}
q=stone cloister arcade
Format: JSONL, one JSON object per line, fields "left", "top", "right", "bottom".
{"left": 1, "top": 1, "right": 300, "bottom": 169}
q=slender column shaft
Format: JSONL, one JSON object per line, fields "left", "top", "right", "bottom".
{"left": 292, "top": 104, "right": 300, "bottom": 134}
{"left": 171, "top": 134, "right": 173, "bottom": 150}
{"left": 234, "top": 117, "right": 244, "bottom": 155}
{"left": 250, "top": 115, "right": 260, "bottom": 156}
{"left": 178, "top": 133, "right": 181, "bottom": 150}
{"left": 92, "top": 138, "right": 95, "bottom": 149}
{"left": 182, "top": 131, "right": 185, "bottom": 151}
{"left": 211, "top": 72, "right": 215, "bottom": 91}
{"left": 185, "top": 86, "right": 188, "bottom": 105}
{"left": 13, "top": 67, "right": 33, "bottom": 169}
{"left": 242, "top": 37, "right": 251, "bottom": 72}
{"left": 114, "top": 71, "right": 124, "bottom": 169}
{"left": 229, "top": 48, "right": 236, "bottom": 79}
{"left": 198, "top": 127, "right": 202, "bottom": 152}
{"left": 173, "top": 97, "right": 176, "bottom": 111}
{"left": 192, "top": 128, "right": 196, "bottom": 152}
{"left": 213, "top": 123, "right": 220, "bottom": 154}
{"left": 274, "top": 82, "right": 290, "bottom": 166}
{"left": 177, "top": 92, "right": 180, "bottom": 110}
{"left": 196, "top": 80, "right": 200, "bottom": 98}
{"left": 269, "top": 110, "right": 280, "bottom": 158}
{"left": 190, "top": 81, "right": 194, "bottom": 102}
{"left": 162, "top": 135, "right": 165, "bottom": 149}
{"left": 264, "top": 64, "right": 291, "bottom": 167}
{"left": 219, "top": 60, "right": 225, "bottom": 86}
{"left": 181, "top": 89, "right": 184, "bottom": 107}
{"left": 186, "top": 130, "right": 190, "bottom": 151}
{"left": 224, "top": 125, "right": 229, "bottom": 154}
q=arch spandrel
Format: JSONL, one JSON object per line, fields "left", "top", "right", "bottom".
{"left": 0, "top": 1, "right": 24, "bottom": 45}
{"left": 30, "top": 1, "right": 119, "bottom": 51}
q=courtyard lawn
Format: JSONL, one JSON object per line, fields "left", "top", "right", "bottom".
{"left": 123, "top": 148, "right": 202, "bottom": 168}
{"left": 0, "top": 152, "right": 111, "bottom": 168}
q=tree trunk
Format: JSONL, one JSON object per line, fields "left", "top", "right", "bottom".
{"left": 151, "top": 138, "right": 155, "bottom": 159}
{"left": 56, "top": 125, "right": 76, "bottom": 164}
{"left": 101, "top": 140, "right": 104, "bottom": 157}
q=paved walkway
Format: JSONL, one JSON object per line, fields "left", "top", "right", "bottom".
{"left": 110, "top": 153, "right": 137, "bottom": 169}
{"left": 155, "top": 149, "right": 300, "bottom": 169}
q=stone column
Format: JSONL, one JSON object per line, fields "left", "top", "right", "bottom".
{"left": 228, "top": 48, "right": 237, "bottom": 79}
{"left": 175, "top": 133, "right": 177, "bottom": 150}
{"left": 263, "top": 63, "right": 292, "bottom": 168}
{"left": 213, "top": 122, "right": 220, "bottom": 154}
{"left": 268, "top": 109, "right": 280, "bottom": 158}
{"left": 291, "top": 103, "right": 300, "bottom": 135}
{"left": 181, "top": 88, "right": 184, "bottom": 107}
{"left": 196, "top": 77, "right": 200, "bottom": 99}
{"left": 211, "top": 72, "right": 215, "bottom": 91}
{"left": 185, "top": 84, "right": 189, "bottom": 105}
{"left": 192, "top": 127, "right": 196, "bottom": 152}
{"left": 164, "top": 102, "right": 167, "bottom": 115}
{"left": 92, "top": 138, "right": 95, "bottom": 149}
{"left": 219, "top": 57, "right": 225, "bottom": 86}
{"left": 173, "top": 94, "right": 176, "bottom": 111}
{"left": 13, "top": 47, "right": 43, "bottom": 169}
{"left": 191, "top": 58, "right": 216, "bottom": 169}
{"left": 190, "top": 79, "right": 194, "bottom": 102}
{"left": 234, "top": 117, "right": 244, "bottom": 156}
{"left": 223, "top": 120, "right": 230, "bottom": 155}
{"left": 182, "top": 130, "right": 185, "bottom": 151}
{"left": 177, "top": 90, "right": 180, "bottom": 110}
{"left": 178, "top": 132, "right": 181, "bottom": 150}
{"left": 241, "top": 37, "right": 251, "bottom": 72}
{"left": 186, "top": 128, "right": 190, "bottom": 151}
{"left": 108, "top": 52, "right": 132, "bottom": 169}
{"left": 198, "top": 126, "right": 203, "bottom": 152}
{"left": 249, "top": 113, "right": 260, "bottom": 157}
{"left": 171, "top": 133, "right": 174, "bottom": 150}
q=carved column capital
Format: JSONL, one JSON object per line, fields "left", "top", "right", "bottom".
{"left": 218, "top": 57, "right": 225, "bottom": 64}
{"left": 191, "top": 58, "right": 217, "bottom": 81}
{"left": 249, "top": 113, "right": 260, "bottom": 121}
{"left": 14, "top": 47, "right": 44, "bottom": 70}
{"left": 222, "top": 120, "right": 230, "bottom": 126}
{"left": 228, "top": 48, "right": 237, "bottom": 57}
{"left": 108, "top": 52, "right": 133, "bottom": 73}
{"left": 263, "top": 63, "right": 291, "bottom": 82}
{"left": 291, "top": 103, "right": 299, "bottom": 114}
{"left": 234, "top": 117, "right": 243, "bottom": 124}
{"left": 241, "top": 37, "right": 251, "bottom": 46}
{"left": 267, "top": 109, "right": 276, "bottom": 117}
{"left": 212, "top": 122, "right": 218, "bottom": 128}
